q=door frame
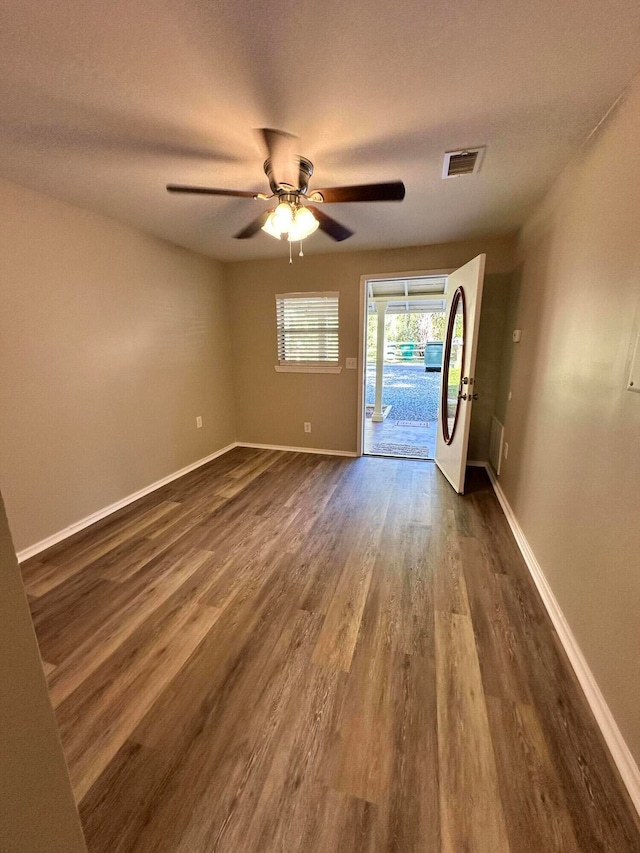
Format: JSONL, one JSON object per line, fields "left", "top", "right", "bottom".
{"left": 356, "top": 268, "right": 454, "bottom": 457}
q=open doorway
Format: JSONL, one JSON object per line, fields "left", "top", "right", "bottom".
{"left": 362, "top": 274, "right": 447, "bottom": 460}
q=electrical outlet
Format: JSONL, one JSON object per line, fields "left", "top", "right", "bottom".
{"left": 304, "top": 422, "right": 311, "bottom": 433}
{"left": 346, "top": 357, "right": 357, "bottom": 369}
{"left": 196, "top": 416, "right": 203, "bottom": 429}
{"left": 503, "top": 442, "right": 509, "bottom": 459}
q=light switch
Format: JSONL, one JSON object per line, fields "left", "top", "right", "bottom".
{"left": 346, "top": 358, "right": 357, "bottom": 369}
{"left": 512, "top": 329, "right": 522, "bottom": 343}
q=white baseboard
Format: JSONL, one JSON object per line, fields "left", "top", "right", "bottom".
{"left": 484, "top": 464, "right": 640, "bottom": 817}
{"left": 237, "top": 442, "right": 358, "bottom": 458}
{"left": 17, "top": 442, "right": 238, "bottom": 563}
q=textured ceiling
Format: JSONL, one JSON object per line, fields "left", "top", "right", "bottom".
{"left": 1, "top": 0, "right": 640, "bottom": 261}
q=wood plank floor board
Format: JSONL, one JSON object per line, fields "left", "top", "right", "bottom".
{"left": 310, "top": 545, "right": 379, "bottom": 673}
{"left": 31, "top": 547, "right": 199, "bottom": 668}
{"left": 129, "top": 550, "right": 308, "bottom": 755}
{"left": 87, "top": 530, "right": 200, "bottom": 583}
{"left": 194, "top": 494, "right": 326, "bottom": 614}
{"left": 322, "top": 600, "right": 406, "bottom": 804}
{"left": 497, "top": 570, "right": 549, "bottom": 642}
{"left": 435, "top": 609, "right": 511, "bottom": 853}
{"left": 57, "top": 593, "right": 220, "bottom": 800}
{"left": 227, "top": 667, "right": 347, "bottom": 853}
{"left": 402, "top": 465, "right": 434, "bottom": 524}
{"left": 181, "top": 615, "right": 347, "bottom": 853}
{"left": 46, "top": 547, "right": 215, "bottom": 707}
{"left": 78, "top": 739, "right": 166, "bottom": 853}
{"left": 23, "top": 501, "right": 182, "bottom": 596}
{"left": 174, "top": 460, "right": 313, "bottom": 558}
{"left": 374, "top": 651, "right": 440, "bottom": 851}
{"left": 89, "top": 475, "right": 247, "bottom": 583}
{"left": 399, "top": 519, "right": 435, "bottom": 657}
{"left": 19, "top": 490, "right": 172, "bottom": 569}
{"left": 295, "top": 786, "right": 378, "bottom": 853}
{"left": 431, "top": 509, "right": 471, "bottom": 616}
{"left": 216, "top": 449, "right": 284, "bottom": 499}
{"left": 493, "top": 566, "right": 640, "bottom": 852}
{"left": 322, "top": 469, "right": 438, "bottom": 814}
{"left": 182, "top": 462, "right": 333, "bottom": 612}
{"left": 123, "top": 606, "right": 331, "bottom": 852}
{"left": 466, "top": 486, "right": 530, "bottom": 577}
{"left": 225, "top": 447, "right": 281, "bottom": 481}
{"left": 509, "top": 608, "right": 640, "bottom": 851}
{"left": 278, "top": 458, "right": 349, "bottom": 552}
{"left": 142, "top": 458, "right": 304, "bottom": 570}
{"left": 297, "top": 460, "right": 382, "bottom": 616}
{"left": 462, "top": 536, "right": 533, "bottom": 704}
{"left": 28, "top": 572, "right": 122, "bottom": 665}
{"left": 23, "top": 451, "right": 640, "bottom": 852}
{"left": 486, "top": 696, "right": 581, "bottom": 852}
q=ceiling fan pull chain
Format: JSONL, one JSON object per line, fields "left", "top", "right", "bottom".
{"left": 299, "top": 241, "right": 304, "bottom": 257}
{"left": 289, "top": 240, "right": 292, "bottom": 264}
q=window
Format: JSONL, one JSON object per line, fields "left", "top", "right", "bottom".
{"left": 275, "top": 291, "right": 341, "bottom": 373}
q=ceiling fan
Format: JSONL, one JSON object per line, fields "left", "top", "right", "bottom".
{"left": 166, "top": 129, "right": 405, "bottom": 250}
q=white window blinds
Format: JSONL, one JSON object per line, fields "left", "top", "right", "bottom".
{"left": 275, "top": 292, "right": 339, "bottom": 364}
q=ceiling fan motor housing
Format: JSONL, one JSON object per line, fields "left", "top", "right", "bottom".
{"left": 264, "top": 156, "right": 314, "bottom": 195}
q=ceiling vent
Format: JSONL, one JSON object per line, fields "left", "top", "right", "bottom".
{"left": 442, "top": 147, "right": 485, "bottom": 179}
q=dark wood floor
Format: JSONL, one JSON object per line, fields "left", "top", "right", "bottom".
{"left": 23, "top": 448, "right": 640, "bottom": 852}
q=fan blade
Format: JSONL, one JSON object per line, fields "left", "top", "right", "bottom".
{"left": 259, "top": 128, "right": 299, "bottom": 189}
{"left": 234, "top": 211, "right": 271, "bottom": 239}
{"left": 306, "top": 206, "right": 354, "bottom": 242}
{"left": 309, "top": 181, "right": 405, "bottom": 204}
{"left": 167, "top": 184, "right": 263, "bottom": 198}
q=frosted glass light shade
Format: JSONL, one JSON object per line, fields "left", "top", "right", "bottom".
{"left": 261, "top": 212, "right": 282, "bottom": 239}
{"left": 288, "top": 206, "right": 319, "bottom": 241}
{"left": 271, "top": 202, "right": 294, "bottom": 232}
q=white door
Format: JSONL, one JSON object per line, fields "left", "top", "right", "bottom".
{"left": 435, "top": 254, "right": 486, "bottom": 493}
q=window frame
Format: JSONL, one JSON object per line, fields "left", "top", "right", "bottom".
{"left": 274, "top": 291, "right": 342, "bottom": 374}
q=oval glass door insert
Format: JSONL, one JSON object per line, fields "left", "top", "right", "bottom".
{"left": 441, "top": 286, "right": 466, "bottom": 445}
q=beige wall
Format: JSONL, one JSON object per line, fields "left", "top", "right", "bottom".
{"left": 497, "top": 77, "right": 640, "bottom": 761}
{"left": 225, "top": 237, "right": 515, "bottom": 455}
{"left": 0, "top": 490, "right": 87, "bottom": 852}
{"left": 0, "top": 178, "right": 235, "bottom": 552}
{"left": 494, "top": 267, "right": 522, "bottom": 425}
{"left": 469, "top": 272, "right": 511, "bottom": 461}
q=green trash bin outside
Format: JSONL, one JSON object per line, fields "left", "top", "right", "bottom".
{"left": 424, "top": 341, "right": 444, "bottom": 371}
{"left": 398, "top": 342, "right": 417, "bottom": 360}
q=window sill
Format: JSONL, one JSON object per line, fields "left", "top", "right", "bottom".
{"left": 274, "top": 364, "right": 343, "bottom": 374}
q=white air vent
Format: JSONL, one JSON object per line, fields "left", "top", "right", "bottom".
{"left": 442, "top": 147, "right": 485, "bottom": 179}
